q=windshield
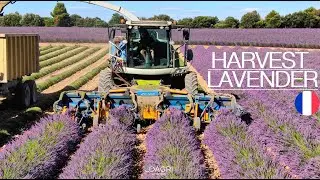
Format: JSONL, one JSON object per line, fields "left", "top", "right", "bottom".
{"left": 131, "top": 28, "right": 168, "bottom": 41}
{"left": 127, "top": 28, "right": 170, "bottom": 69}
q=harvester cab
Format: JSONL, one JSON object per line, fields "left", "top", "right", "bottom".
{"left": 102, "top": 20, "right": 196, "bottom": 94}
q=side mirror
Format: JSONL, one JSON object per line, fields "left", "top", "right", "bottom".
{"left": 186, "top": 49, "right": 193, "bottom": 61}
{"left": 183, "top": 29, "right": 190, "bottom": 41}
{"left": 108, "top": 28, "right": 116, "bottom": 40}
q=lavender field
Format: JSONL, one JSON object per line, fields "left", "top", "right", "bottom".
{"left": 184, "top": 45, "right": 320, "bottom": 178}
{"left": 1, "top": 27, "right": 320, "bottom": 48}
{"left": 0, "top": 29, "right": 319, "bottom": 179}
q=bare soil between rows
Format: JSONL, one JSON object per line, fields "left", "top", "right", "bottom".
{"left": 37, "top": 47, "right": 108, "bottom": 84}
{"left": 40, "top": 42, "right": 107, "bottom": 47}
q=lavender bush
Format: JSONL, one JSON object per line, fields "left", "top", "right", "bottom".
{"left": 0, "top": 114, "right": 81, "bottom": 179}
{"left": 59, "top": 106, "right": 136, "bottom": 179}
{"left": 187, "top": 44, "right": 319, "bottom": 178}
{"left": 108, "top": 105, "right": 135, "bottom": 129}
{"left": 173, "top": 28, "right": 320, "bottom": 48}
{"left": 1, "top": 27, "right": 320, "bottom": 48}
{"left": 203, "top": 110, "right": 291, "bottom": 179}
{"left": 141, "top": 108, "right": 207, "bottom": 179}
{"left": 301, "top": 157, "right": 320, "bottom": 179}
{"left": 241, "top": 90, "right": 320, "bottom": 178}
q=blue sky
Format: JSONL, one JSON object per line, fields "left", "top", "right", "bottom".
{"left": 3, "top": 1, "right": 320, "bottom": 21}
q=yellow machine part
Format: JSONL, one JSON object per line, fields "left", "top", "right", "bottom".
{"left": 141, "top": 105, "right": 159, "bottom": 119}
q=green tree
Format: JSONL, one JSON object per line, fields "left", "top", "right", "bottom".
{"left": 177, "top": 18, "right": 193, "bottom": 26}
{"left": 50, "top": 2, "right": 71, "bottom": 27}
{"left": 255, "top": 20, "right": 266, "bottom": 28}
{"left": 304, "top": 7, "right": 320, "bottom": 16}
{"left": 93, "top": 17, "right": 108, "bottom": 27}
{"left": 33, "top": 15, "right": 44, "bottom": 26}
{"left": 83, "top": 17, "right": 95, "bottom": 27}
{"left": 265, "top": 10, "right": 281, "bottom": 28}
{"left": 20, "top": 13, "right": 44, "bottom": 26}
{"left": 240, "top": 10, "right": 261, "bottom": 28}
{"left": 43, "top": 17, "right": 54, "bottom": 27}
{"left": 223, "top": 16, "right": 239, "bottom": 28}
{"left": 0, "top": 17, "right": 4, "bottom": 26}
{"left": 285, "top": 11, "right": 320, "bottom": 28}
{"left": 214, "top": 16, "right": 240, "bottom": 28}
{"left": 3, "top": 12, "right": 22, "bottom": 26}
{"left": 150, "top": 14, "right": 174, "bottom": 21}
{"left": 139, "top": 17, "right": 148, "bottom": 20}
{"left": 191, "top": 16, "right": 219, "bottom": 28}
{"left": 108, "top": 13, "right": 124, "bottom": 25}
{"left": 214, "top": 21, "right": 228, "bottom": 28}
{"left": 70, "top": 14, "right": 82, "bottom": 26}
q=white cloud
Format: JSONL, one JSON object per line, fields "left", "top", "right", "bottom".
{"left": 241, "top": 8, "right": 260, "bottom": 12}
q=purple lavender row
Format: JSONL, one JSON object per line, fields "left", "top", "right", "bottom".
{"left": 187, "top": 45, "right": 319, "bottom": 94}
{"left": 203, "top": 110, "right": 290, "bottom": 179}
{"left": 188, "top": 44, "right": 319, "bottom": 177}
{"left": 1, "top": 27, "right": 320, "bottom": 47}
{"left": 239, "top": 90, "right": 319, "bottom": 178}
{"left": 59, "top": 106, "right": 136, "bottom": 179}
{"left": 173, "top": 28, "right": 320, "bottom": 48}
{"left": 0, "top": 114, "right": 81, "bottom": 179}
{"left": 141, "top": 108, "right": 207, "bottom": 179}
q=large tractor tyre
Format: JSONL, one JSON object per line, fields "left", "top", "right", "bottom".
{"left": 16, "top": 82, "right": 31, "bottom": 108}
{"left": 25, "top": 80, "right": 38, "bottom": 104}
{"left": 98, "top": 68, "right": 114, "bottom": 93}
{"left": 185, "top": 72, "right": 198, "bottom": 96}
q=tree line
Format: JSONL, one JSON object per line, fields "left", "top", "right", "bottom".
{"left": 0, "top": 2, "right": 320, "bottom": 28}
{"left": 0, "top": 2, "right": 108, "bottom": 27}
{"left": 176, "top": 7, "right": 320, "bottom": 28}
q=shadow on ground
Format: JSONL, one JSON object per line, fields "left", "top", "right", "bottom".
{"left": 0, "top": 85, "right": 79, "bottom": 147}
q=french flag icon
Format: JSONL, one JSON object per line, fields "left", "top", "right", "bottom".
{"left": 295, "top": 91, "right": 320, "bottom": 116}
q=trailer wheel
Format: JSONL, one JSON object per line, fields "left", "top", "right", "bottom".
{"left": 16, "top": 82, "right": 31, "bottom": 108}
{"left": 98, "top": 68, "right": 113, "bottom": 93}
{"left": 185, "top": 72, "right": 198, "bottom": 95}
{"left": 25, "top": 80, "right": 38, "bottom": 104}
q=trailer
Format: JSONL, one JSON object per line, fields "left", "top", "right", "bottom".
{"left": 0, "top": 33, "right": 39, "bottom": 108}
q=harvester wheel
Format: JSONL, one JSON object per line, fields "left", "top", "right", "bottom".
{"left": 185, "top": 72, "right": 198, "bottom": 95}
{"left": 25, "top": 80, "right": 38, "bottom": 104}
{"left": 98, "top": 68, "right": 113, "bottom": 93}
{"left": 16, "top": 82, "right": 31, "bottom": 108}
